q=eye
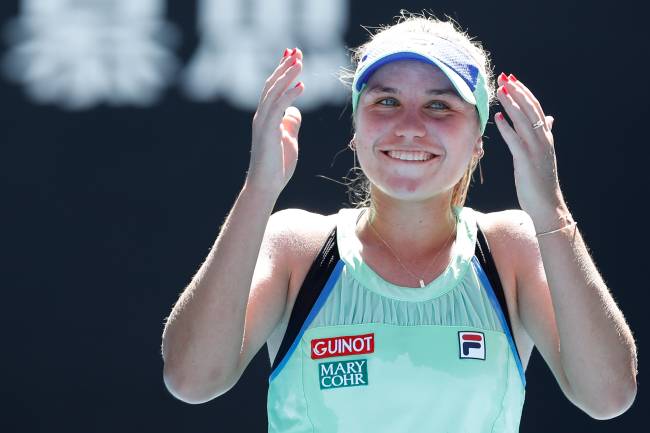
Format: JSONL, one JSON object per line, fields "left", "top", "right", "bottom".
{"left": 428, "top": 100, "right": 449, "bottom": 110}
{"left": 376, "top": 97, "right": 399, "bottom": 106}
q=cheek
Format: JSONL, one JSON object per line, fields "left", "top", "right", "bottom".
{"left": 354, "top": 110, "right": 391, "bottom": 139}
{"left": 354, "top": 121, "right": 374, "bottom": 143}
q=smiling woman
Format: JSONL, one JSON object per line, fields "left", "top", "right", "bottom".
{"left": 340, "top": 16, "right": 496, "bottom": 208}
{"left": 161, "top": 10, "right": 638, "bottom": 433}
{"left": 353, "top": 60, "right": 482, "bottom": 203}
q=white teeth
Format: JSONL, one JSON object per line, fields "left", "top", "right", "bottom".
{"left": 386, "top": 151, "right": 435, "bottom": 161}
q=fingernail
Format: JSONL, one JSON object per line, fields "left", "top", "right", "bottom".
{"left": 508, "top": 73, "right": 517, "bottom": 82}
{"left": 283, "top": 48, "right": 290, "bottom": 58}
{"left": 499, "top": 72, "right": 508, "bottom": 82}
{"left": 496, "top": 112, "right": 504, "bottom": 121}
{"left": 291, "top": 48, "right": 297, "bottom": 56}
{"left": 500, "top": 86, "right": 508, "bottom": 95}
{"left": 291, "top": 58, "right": 298, "bottom": 66}
{"left": 294, "top": 81, "right": 303, "bottom": 88}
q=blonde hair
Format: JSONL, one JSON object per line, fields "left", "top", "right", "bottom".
{"left": 340, "top": 11, "right": 496, "bottom": 208}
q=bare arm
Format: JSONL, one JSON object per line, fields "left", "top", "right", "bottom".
{"left": 161, "top": 48, "right": 305, "bottom": 404}
{"left": 494, "top": 210, "right": 637, "bottom": 419}
{"left": 494, "top": 73, "right": 637, "bottom": 419}
{"left": 541, "top": 218, "right": 639, "bottom": 416}
{"left": 161, "top": 185, "right": 282, "bottom": 403}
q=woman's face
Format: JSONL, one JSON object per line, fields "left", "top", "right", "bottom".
{"left": 354, "top": 60, "right": 483, "bottom": 202}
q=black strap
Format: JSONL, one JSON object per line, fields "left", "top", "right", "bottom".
{"left": 270, "top": 226, "right": 340, "bottom": 374}
{"left": 475, "top": 224, "right": 521, "bottom": 363}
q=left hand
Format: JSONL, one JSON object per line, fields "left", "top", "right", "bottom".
{"left": 494, "top": 73, "right": 567, "bottom": 225}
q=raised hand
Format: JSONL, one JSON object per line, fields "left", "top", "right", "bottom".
{"left": 494, "top": 72, "right": 568, "bottom": 228}
{"left": 246, "top": 48, "right": 305, "bottom": 196}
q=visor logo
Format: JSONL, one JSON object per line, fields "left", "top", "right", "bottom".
{"left": 459, "top": 331, "right": 486, "bottom": 360}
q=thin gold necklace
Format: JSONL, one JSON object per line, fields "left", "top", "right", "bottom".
{"left": 363, "top": 208, "right": 457, "bottom": 288}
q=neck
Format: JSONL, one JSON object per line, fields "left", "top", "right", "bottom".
{"left": 358, "top": 188, "right": 458, "bottom": 260}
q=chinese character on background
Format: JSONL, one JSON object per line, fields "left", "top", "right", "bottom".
{"left": 182, "top": 0, "right": 349, "bottom": 111}
{"left": 3, "top": 0, "right": 179, "bottom": 109}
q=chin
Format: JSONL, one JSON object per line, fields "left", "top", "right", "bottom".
{"left": 363, "top": 162, "right": 464, "bottom": 203}
{"left": 373, "top": 180, "right": 450, "bottom": 203}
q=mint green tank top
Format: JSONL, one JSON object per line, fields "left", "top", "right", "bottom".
{"left": 267, "top": 207, "right": 526, "bottom": 433}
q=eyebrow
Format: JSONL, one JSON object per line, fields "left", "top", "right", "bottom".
{"left": 366, "top": 85, "right": 460, "bottom": 98}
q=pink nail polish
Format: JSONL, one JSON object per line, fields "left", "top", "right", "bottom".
{"left": 282, "top": 48, "right": 290, "bottom": 58}
{"left": 294, "top": 81, "right": 303, "bottom": 88}
{"left": 500, "top": 86, "right": 508, "bottom": 95}
{"left": 496, "top": 112, "right": 504, "bottom": 121}
{"left": 499, "top": 72, "right": 508, "bottom": 82}
{"left": 508, "top": 73, "right": 517, "bottom": 82}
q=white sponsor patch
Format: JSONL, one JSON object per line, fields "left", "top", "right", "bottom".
{"left": 459, "top": 331, "right": 485, "bottom": 360}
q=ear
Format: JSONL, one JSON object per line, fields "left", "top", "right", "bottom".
{"left": 473, "top": 136, "right": 484, "bottom": 158}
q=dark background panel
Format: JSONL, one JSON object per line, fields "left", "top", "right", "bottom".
{"left": 1, "top": 1, "right": 645, "bottom": 432}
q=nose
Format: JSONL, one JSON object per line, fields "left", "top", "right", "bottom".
{"left": 394, "top": 108, "right": 426, "bottom": 140}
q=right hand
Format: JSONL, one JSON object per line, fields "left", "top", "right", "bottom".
{"left": 246, "top": 48, "right": 304, "bottom": 195}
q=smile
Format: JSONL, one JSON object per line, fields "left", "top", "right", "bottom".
{"left": 382, "top": 150, "right": 438, "bottom": 162}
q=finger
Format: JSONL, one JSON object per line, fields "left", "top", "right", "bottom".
{"left": 494, "top": 111, "right": 526, "bottom": 160}
{"left": 259, "top": 59, "right": 303, "bottom": 119}
{"left": 265, "top": 48, "right": 303, "bottom": 100}
{"left": 496, "top": 86, "right": 543, "bottom": 148}
{"left": 546, "top": 115, "right": 554, "bottom": 131}
{"left": 507, "top": 74, "right": 546, "bottom": 118}
{"left": 270, "top": 82, "right": 305, "bottom": 127}
{"left": 282, "top": 105, "right": 302, "bottom": 137}
{"left": 259, "top": 49, "right": 293, "bottom": 101}
{"left": 497, "top": 73, "right": 545, "bottom": 129}
{"left": 264, "top": 53, "right": 303, "bottom": 93}
{"left": 259, "top": 48, "right": 302, "bottom": 104}
{"left": 499, "top": 73, "right": 548, "bottom": 128}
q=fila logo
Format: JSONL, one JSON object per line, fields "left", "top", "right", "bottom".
{"left": 311, "top": 333, "right": 375, "bottom": 360}
{"left": 459, "top": 331, "right": 486, "bottom": 360}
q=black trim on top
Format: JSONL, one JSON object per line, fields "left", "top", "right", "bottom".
{"left": 270, "top": 226, "right": 340, "bottom": 374}
{"left": 475, "top": 224, "right": 522, "bottom": 364}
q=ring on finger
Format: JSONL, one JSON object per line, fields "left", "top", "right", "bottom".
{"left": 532, "top": 119, "right": 545, "bottom": 129}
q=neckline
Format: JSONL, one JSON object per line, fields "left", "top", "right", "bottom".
{"left": 336, "top": 206, "right": 477, "bottom": 302}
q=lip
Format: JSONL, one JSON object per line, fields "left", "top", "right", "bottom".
{"left": 380, "top": 150, "right": 441, "bottom": 164}
{"left": 379, "top": 148, "right": 440, "bottom": 154}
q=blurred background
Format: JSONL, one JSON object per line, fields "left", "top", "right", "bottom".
{"left": 1, "top": 0, "right": 645, "bottom": 432}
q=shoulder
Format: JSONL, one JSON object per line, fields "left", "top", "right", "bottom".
{"left": 268, "top": 207, "right": 335, "bottom": 230}
{"left": 473, "top": 208, "right": 538, "bottom": 264}
{"left": 474, "top": 208, "right": 535, "bottom": 238}
{"left": 266, "top": 208, "right": 339, "bottom": 287}
{"left": 267, "top": 207, "right": 337, "bottom": 247}
{"left": 473, "top": 208, "right": 543, "bottom": 288}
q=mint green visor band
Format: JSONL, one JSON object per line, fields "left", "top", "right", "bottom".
{"left": 351, "top": 38, "right": 489, "bottom": 134}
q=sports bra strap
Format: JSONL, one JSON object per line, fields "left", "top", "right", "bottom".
{"left": 475, "top": 224, "right": 522, "bottom": 364}
{"left": 270, "top": 226, "right": 339, "bottom": 374}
